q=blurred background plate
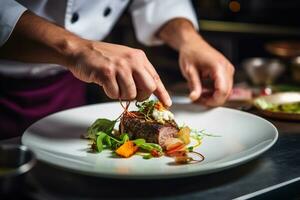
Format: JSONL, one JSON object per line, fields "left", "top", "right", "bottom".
{"left": 254, "top": 92, "right": 300, "bottom": 121}
{"left": 255, "top": 109, "right": 300, "bottom": 121}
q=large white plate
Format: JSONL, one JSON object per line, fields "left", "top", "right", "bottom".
{"left": 22, "top": 102, "right": 278, "bottom": 179}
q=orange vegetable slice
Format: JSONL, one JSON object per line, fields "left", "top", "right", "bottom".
{"left": 165, "top": 144, "right": 186, "bottom": 156}
{"left": 115, "top": 141, "right": 138, "bottom": 158}
{"left": 164, "top": 138, "right": 184, "bottom": 151}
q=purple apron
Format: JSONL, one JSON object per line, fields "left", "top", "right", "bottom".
{"left": 0, "top": 72, "right": 86, "bottom": 139}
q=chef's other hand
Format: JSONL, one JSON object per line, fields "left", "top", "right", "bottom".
{"left": 158, "top": 18, "right": 234, "bottom": 107}
{"left": 68, "top": 41, "right": 171, "bottom": 106}
{"left": 178, "top": 34, "right": 234, "bottom": 106}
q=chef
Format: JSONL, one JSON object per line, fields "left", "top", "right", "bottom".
{"left": 0, "top": 0, "right": 234, "bottom": 139}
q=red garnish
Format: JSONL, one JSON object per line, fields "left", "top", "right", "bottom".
{"left": 165, "top": 144, "right": 186, "bottom": 156}
{"left": 154, "top": 101, "right": 165, "bottom": 111}
{"left": 260, "top": 87, "right": 272, "bottom": 96}
{"left": 151, "top": 150, "right": 161, "bottom": 157}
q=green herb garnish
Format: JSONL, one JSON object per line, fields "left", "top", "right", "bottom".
{"left": 133, "top": 139, "right": 163, "bottom": 153}
{"left": 96, "top": 132, "right": 107, "bottom": 152}
{"left": 135, "top": 100, "right": 157, "bottom": 120}
{"left": 143, "top": 154, "right": 153, "bottom": 159}
{"left": 87, "top": 118, "right": 116, "bottom": 139}
{"left": 192, "top": 129, "right": 220, "bottom": 137}
{"left": 187, "top": 146, "right": 194, "bottom": 152}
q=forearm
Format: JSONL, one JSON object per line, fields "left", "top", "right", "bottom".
{"left": 157, "top": 18, "right": 204, "bottom": 51}
{"left": 0, "top": 11, "right": 172, "bottom": 105}
{"left": 0, "top": 11, "right": 82, "bottom": 67}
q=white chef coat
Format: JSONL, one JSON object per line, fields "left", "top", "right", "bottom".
{"left": 0, "top": 0, "right": 198, "bottom": 77}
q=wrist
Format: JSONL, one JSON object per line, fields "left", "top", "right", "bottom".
{"left": 177, "top": 30, "right": 199, "bottom": 50}
{"left": 178, "top": 31, "right": 210, "bottom": 53}
{"left": 159, "top": 18, "right": 200, "bottom": 50}
{"left": 54, "top": 35, "right": 89, "bottom": 68}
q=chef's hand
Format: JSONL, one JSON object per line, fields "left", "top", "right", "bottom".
{"left": 158, "top": 18, "right": 234, "bottom": 106}
{"left": 178, "top": 34, "right": 234, "bottom": 106}
{"left": 68, "top": 40, "right": 171, "bottom": 106}
{"left": 0, "top": 11, "right": 171, "bottom": 106}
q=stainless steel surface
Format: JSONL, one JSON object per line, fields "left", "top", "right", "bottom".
{"left": 242, "top": 58, "right": 285, "bottom": 86}
{"left": 0, "top": 144, "right": 36, "bottom": 195}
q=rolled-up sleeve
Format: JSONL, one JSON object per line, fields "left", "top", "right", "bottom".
{"left": 130, "top": 0, "right": 198, "bottom": 46}
{"left": 0, "top": 0, "right": 27, "bottom": 47}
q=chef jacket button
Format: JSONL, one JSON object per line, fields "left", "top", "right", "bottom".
{"left": 103, "top": 7, "right": 112, "bottom": 17}
{"left": 71, "top": 12, "right": 79, "bottom": 23}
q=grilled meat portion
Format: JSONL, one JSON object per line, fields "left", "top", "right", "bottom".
{"left": 120, "top": 112, "right": 179, "bottom": 148}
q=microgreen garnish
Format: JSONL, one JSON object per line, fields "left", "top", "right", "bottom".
{"left": 135, "top": 100, "right": 157, "bottom": 121}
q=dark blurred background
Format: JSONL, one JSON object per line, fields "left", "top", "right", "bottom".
{"left": 87, "top": 0, "right": 300, "bottom": 104}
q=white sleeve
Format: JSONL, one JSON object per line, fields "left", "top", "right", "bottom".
{"left": 130, "top": 0, "right": 198, "bottom": 46}
{"left": 0, "top": 0, "right": 27, "bottom": 47}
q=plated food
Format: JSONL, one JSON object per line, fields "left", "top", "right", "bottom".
{"left": 85, "top": 100, "right": 209, "bottom": 164}
{"left": 22, "top": 101, "right": 278, "bottom": 178}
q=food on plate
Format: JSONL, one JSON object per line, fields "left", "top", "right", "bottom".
{"left": 115, "top": 141, "right": 139, "bottom": 158}
{"left": 85, "top": 99, "right": 210, "bottom": 164}
{"left": 254, "top": 98, "right": 300, "bottom": 113}
{"left": 120, "top": 112, "right": 178, "bottom": 149}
